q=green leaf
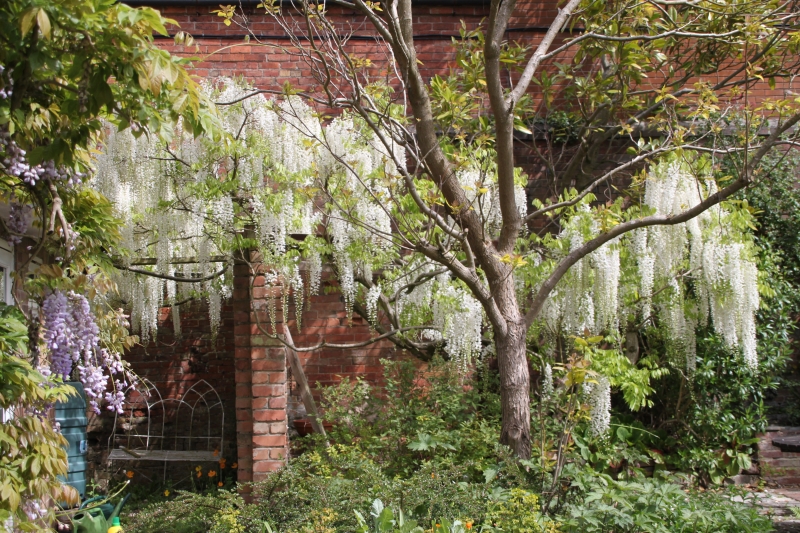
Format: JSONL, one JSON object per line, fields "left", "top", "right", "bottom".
{"left": 20, "top": 8, "right": 38, "bottom": 37}
{"left": 36, "top": 9, "right": 51, "bottom": 39}
{"left": 408, "top": 433, "right": 434, "bottom": 451}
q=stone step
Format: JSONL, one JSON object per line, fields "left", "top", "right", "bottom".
{"left": 774, "top": 518, "right": 800, "bottom": 533}
{"left": 775, "top": 437, "right": 800, "bottom": 453}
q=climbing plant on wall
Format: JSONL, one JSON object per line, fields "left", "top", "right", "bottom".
{"left": 98, "top": 77, "right": 767, "bottom": 444}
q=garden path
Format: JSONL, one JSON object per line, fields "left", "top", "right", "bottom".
{"left": 733, "top": 488, "right": 800, "bottom": 532}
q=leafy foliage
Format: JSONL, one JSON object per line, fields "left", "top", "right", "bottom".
{"left": 0, "top": 304, "right": 78, "bottom": 530}
{"left": 127, "top": 453, "right": 489, "bottom": 533}
{"left": 602, "top": 152, "right": 800, "bottom": 484}
{"left": 313, "top": 358, "right": 502, "bottom": 478}
{"left": 0, "top": 0, "right": 217, "bottom": 164}
{"left": 484, "top": 488, "right": 559, "bottom": 533}
{"left": 559, "top": 471, "right": 772, "bottom": 533}
{"left": 125, "top": 353, "right": 776, "bottom": 532}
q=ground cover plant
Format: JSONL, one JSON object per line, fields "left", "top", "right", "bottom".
{"left": 124, "top": 357, "right": 776, "bottom": 532}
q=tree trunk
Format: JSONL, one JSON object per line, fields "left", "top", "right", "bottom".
{"left": 496, "top": 319, "right": 531, "bottom": 459}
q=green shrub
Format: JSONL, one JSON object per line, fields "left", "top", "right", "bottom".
{"left": 559, "top": 471, "right": 773, "bottom": 533}
{"left": 125, "top": 489, "right": 247, "bottom": 533}
{"left": 245, "top": 448, "right": 488, "bottom": 532}
{"left": 484, "top": 488, "right": 559, "bottom": 533}
{"left": 127, "top": 469, "right": 772, "bottom": 533}
{"left": 310, "top": 358, "right": 502, "bottom": 479}
{"left": 619, "top": 152, "right": 800, "bottom": 483}
{"left": 625, "top": 319, "right": 785, "bottom": 484}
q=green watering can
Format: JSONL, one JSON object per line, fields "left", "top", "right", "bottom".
{"left": 71, "top": 494, "right": 130, "bottom": 533}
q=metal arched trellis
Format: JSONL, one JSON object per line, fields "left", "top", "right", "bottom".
{"left": 107, "top": 379, "right": 225, "bottom": 480}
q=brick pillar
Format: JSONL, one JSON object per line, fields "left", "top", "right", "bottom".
{"left": 232, "top": 252, "right": 289, "bottom": 482}
{"left": 233, "top": 259, "right": 255, "bottom": 482}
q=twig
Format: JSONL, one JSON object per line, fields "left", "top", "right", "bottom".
{"left": 115, "top": 264, "right": 228, "bottom": 283}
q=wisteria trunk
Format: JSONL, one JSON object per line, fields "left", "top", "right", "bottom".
{"left": 496, "top": 319, "right": 531, "bottom": 459}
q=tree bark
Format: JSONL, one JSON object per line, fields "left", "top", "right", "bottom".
{"left": 496, "top": 318, "right": 531, "bottom": 459}
{"left": 492, "top": 271, "right": 531, "bottom": 458}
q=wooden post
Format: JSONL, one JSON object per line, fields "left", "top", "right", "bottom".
{"left": 282, "top": 326, "right": 329, "bottom": 444}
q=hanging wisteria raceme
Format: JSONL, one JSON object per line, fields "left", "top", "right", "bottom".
{"left": 42, "top": 290, "right": 74, "bottom": 379}
{"left": 701, "top": 240, "right": 760, "bottom": 368}
{"left": 632, "top": 228, "right": 655, "bottom": 320}
{"left": 592, "top": 243, "right": 620, "bottom": 333}
{"left": 366, "top": 283, "right": 381, "bottom": 325}
{"left": 536, "top": 157, "right": 761, "bottom": 371}
{"left": 307, "top": 250, "right": 322, "bottom": 296}
{"left": 584, "top": 376, "right": 611, "bottom": 437}
{"left": 1, "top": 125, "right": 86, "bottom": 188}
{"left": 541, "top": 363, "right": 554, "bottom": 399}
{"left": 425, "top": 282, "right": 484, "bottom": 372}
{"left": 7, "top": 201, "right": 33, "bottom": 244}
{"left": 41, "top": 290, "right": 132, "bottom": 413}
{"left": 541, "top": 209, "right": 601, "bottom": 337}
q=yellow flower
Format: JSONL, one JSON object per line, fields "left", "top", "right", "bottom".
{"left": 195, "top": 465, "right": 202, "bottom": 472}
{"left": 125, "top": 470, "right": 134, "bottom": 479}
{"left": 208, "top": 470, "right": 217, "bottom": 478}
{"left": 164, "top": 490, "right": 170, "bottom": 497}
{"left": 217, "top": 481, "right": 223, "bottom": 487}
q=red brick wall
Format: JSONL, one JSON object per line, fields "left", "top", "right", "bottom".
{"left": 148, "top": 3, "right": 793, "bottom": 107}
{"left": 100, "top": 258, "right": 398, "bottom": 482}
{"left": 231, "top": 257, "right": 400, "bottom": 479}
{"left": 232, "top": 257, "right": 287, "bottom": 481}
{"left": 122, "top": 301, "right": 236, "bottom": 407}
{"left": 154, "top": 3, "right": 493, "bottom": 82}
{"left": 293, "top": 271, "right": 394, "bottom": 391}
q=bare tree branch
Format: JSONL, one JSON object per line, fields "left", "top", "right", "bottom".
{"left": 116, "top": 264, "right": 228, "bottom": 283}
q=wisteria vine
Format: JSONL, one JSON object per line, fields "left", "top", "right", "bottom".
{"left": 41, "top": 289, "right": 132, "bottom": 414}
{"left": 91, "top": 78, "right": 765, "bottom": 439}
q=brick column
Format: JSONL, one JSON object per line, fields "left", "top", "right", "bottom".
{"left": 232, "top": 253, "right": 289, "bottom": 482}
{"left": 233, "top": 260, "right": 255, "bottom": 482}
